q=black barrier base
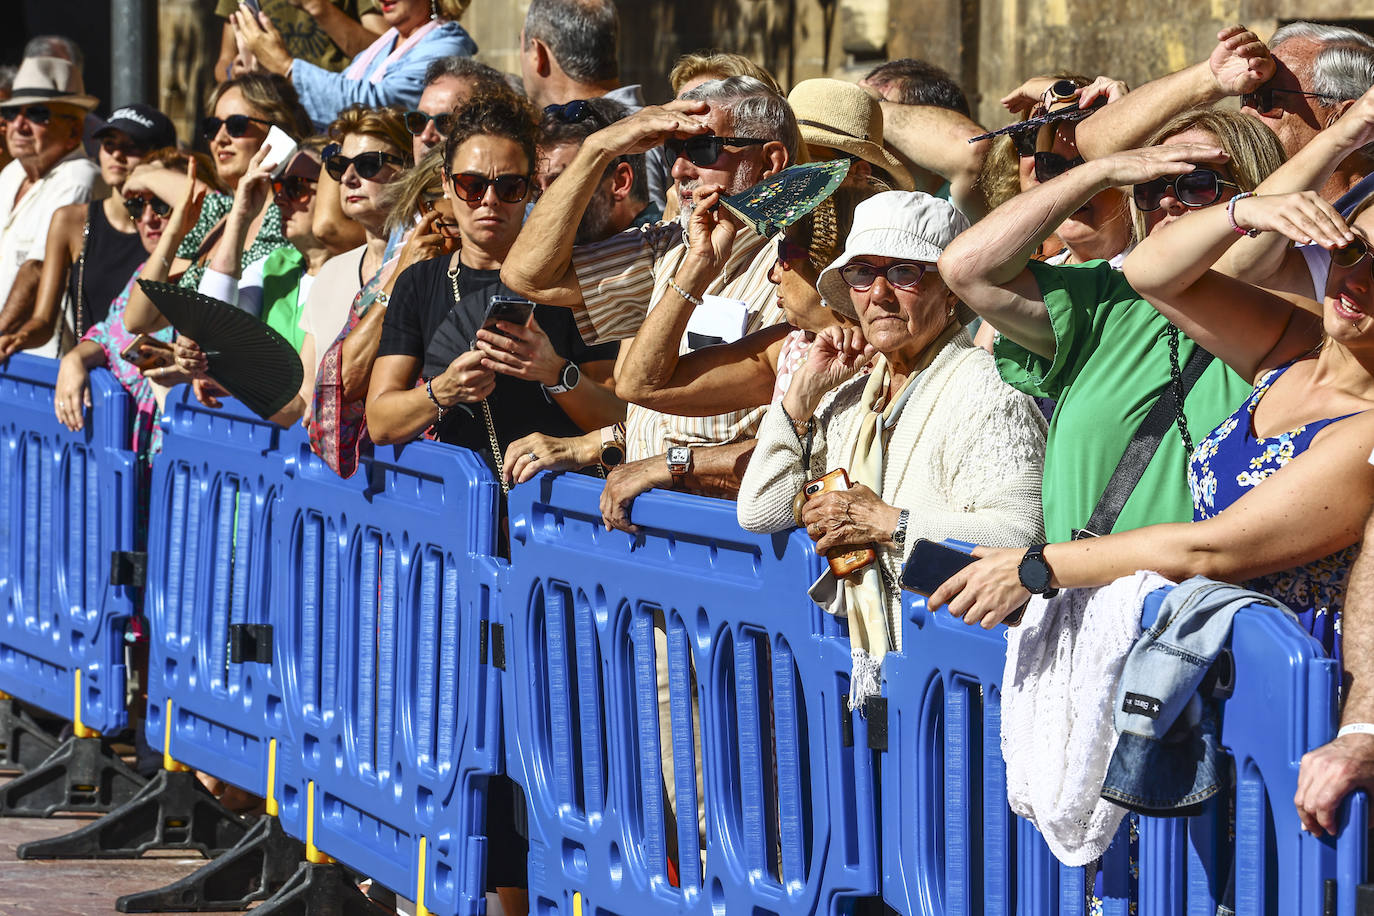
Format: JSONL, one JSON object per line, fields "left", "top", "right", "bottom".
{"left": 1358, "top": 883, "right": 1374, "bottom": 915}
{"left": 249, "top": 860, "right": 393, "bottom": 916}
{"left": 0, "top": 697, "right": 62, "bottom": 772}
{"left": 0, "top": 734, "right": 146, "bottom": 817}
{"left": 16, "top": 767, "right": 251, "bottom": 859}
{"left": 115, "top": 814, "right": 303, "bottom": 912}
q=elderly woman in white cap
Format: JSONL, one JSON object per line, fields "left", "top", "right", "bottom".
{"left": 737, "top": 190, "right": 1047, "bottom": 706}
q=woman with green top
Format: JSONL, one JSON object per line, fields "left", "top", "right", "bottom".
{"left": 941, "top": 109, "right": 1288, "bottom": 543}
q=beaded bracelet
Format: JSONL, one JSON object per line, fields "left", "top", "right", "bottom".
{"left": 667, "top": 277, "right": 704, "bottom": 307}
{"left": 424, "top": 377, "right": 446, "bottom": 423}
{"left": 1228, "top": 191, "right": 1260, "bottom": 238}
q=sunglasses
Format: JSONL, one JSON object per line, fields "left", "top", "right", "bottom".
{"left": 325, "top": 150, "right": 405, "bottom": 181}
{"left": 1033, "top": 151, "right": 1084, "bottom": 183}
{"left": 404, "top": 109, "right": 454, "bottom": 137}
{"left": 0, "top": 104, "right": 78, "bottom": 126}
{"left": 1133, "top": 169, "right": 1242, "bottom": 212}
{"left": 271, "top": 175, "right": 317, "bottom": 204}
{"left": 665, "top": 135, "right": 769, "bottom": 168}
{"left": 1011, "top": 129, "right": 1040, "bottom": 158}
{"left": 1240, "top": 86, "right": 1342, "bottom": 116}
{"left": 776, "top": 236, "right": 808, "bottom": 266}
{"left": 544, "top": 100, "right": 609, "bottom": 129}
{"left": 419, "top": 196, "right": 462, "bottom": 237}
{"left": 200, "top": 114, "right": 273, "bottom": 141}
{"left": 1333, "top": 237, "right": 1372, "bottom": 270}
{"left": 99, "top": 135, "right": 146, "bottom": 157}
{"left": 839, "top": 261, "right": 930, "bottom": 291}
{"left": 123, "top": 194, "right": 172, "bottom": 220}
{"left": 446, "top": 172, "right": 531, "bottom": 204}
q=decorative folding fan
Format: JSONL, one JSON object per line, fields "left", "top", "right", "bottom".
{"left": 137, "top": 280, "right": 304, "bottom": 420}
{"left": 719, "top": 158, "right": 852, "bottom": 238}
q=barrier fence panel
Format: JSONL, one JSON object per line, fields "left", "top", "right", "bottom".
{"left": 503, "top": 472, "right": 879, "bottom": 916}
{"left": 0, "top": 355, "right": 138, "bottom": 736}
{"left": 269, "top": 439, "right": 501, "bottom": 916}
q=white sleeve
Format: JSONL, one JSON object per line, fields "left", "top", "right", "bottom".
{"left": 198, "top": 268, "right": 240, "bottom": 307}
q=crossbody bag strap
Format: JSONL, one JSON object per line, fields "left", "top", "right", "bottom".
{"left": 1073, "top": 341, "right": 1214, "bottom": 539}
{"left": 73, "top": 216, "right": 91, "bottom": 338}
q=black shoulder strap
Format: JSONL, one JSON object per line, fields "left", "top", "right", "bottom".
{"left": 1073, "top": 342, "right": 1214, "bottom": 539}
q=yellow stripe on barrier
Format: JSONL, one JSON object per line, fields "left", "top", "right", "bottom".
{"left": 574, "top": 891, "right": 582, "bottom": 916}
{"left": 415, "top": 835, "right": 428, "bottom": 916}
{"left": 265, "top": 738, "right": 279, "bottom": 817}
{"left": 72, "top": 670, "right": 97, "bottom": 738}
{"left": 305, "top": 780, "right": 333, "bottom": 864}
{"left": 161, "top": 700, "right": 190, "bottom": 772}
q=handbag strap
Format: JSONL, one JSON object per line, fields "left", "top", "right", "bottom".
{"left": 1074, "top": 335, "right": 1214, "bottom": 539}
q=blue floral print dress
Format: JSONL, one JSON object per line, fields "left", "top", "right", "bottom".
{"left": 1188, "top": 361, "right": 1362, "bottom": 663}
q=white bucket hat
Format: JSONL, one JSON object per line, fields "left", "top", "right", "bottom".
{"left": 817, "top": 190, "right": 973, "bottom": 324}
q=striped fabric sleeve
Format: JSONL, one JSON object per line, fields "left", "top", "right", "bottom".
{"left": 570, "top": 222, "right": 681, "bottom": 344}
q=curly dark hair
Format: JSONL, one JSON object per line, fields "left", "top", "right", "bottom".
{"left": 442, "top": 88, "right": 541, "bottom": 178}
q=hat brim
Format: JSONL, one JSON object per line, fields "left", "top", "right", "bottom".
{"left": 4, "top": 89, "right": 99, "bottom": 111}
{"left": 818, "top": 231, "right": 976, "bottom": 327}
{"left": 800, "top": 125, "right": 915, "bottom": 191}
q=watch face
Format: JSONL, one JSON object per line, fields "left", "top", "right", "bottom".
{"left": 667, "top": 446, "right": 690, "bottom": 465}
{"left": 1019, "top": 555, "right": 1051, "bottom": 593}
{"left": 562, "top": 362, "right": 580, "bottom": 388}
{"left": 601, "top": 443, "right": 625, "bottom": 467}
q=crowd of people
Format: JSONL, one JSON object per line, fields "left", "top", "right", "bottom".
{"left": 5, "top": 0, "right": 1374, "bottom": 909}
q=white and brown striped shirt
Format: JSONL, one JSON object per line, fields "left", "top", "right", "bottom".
{"left": 571, "top": 221, "right": 785, "bottom": 460}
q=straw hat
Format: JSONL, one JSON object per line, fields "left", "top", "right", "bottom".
{"left": 817, "top": 190, "right": 975, "bottom": 326}
{"left": 4, "top": 57, "right": 98, "bottom": 111}
{"left": 786, "top": 79, "right": 914, "bottom": 192}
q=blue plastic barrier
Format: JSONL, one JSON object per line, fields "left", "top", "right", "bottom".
{"left": 0, "top": 355, "right": 139, "bottom": 736}
{"left": 502, "top": 472, "right": 879, "bottom": 916}
{"left": 269, "top": 438, "right": 501, "bottom": 916}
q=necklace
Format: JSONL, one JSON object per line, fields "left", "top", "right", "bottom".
{"left": 448, "top": 261, "right": 509, "bottom": 494}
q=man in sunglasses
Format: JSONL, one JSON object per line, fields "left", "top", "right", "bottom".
{"left": 0, "top": 56, "right": 99, "bottom": 354}
{"left": 407, "top": 56, "right": 508, "bottom": 162}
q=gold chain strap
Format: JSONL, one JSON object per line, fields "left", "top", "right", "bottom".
{"left": 449, "top": 262, "right": 509, "bottom": 494}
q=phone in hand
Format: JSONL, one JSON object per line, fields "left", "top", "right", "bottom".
{"left": 481, "top": 296, "right": 535, "bottom": 340}
{"left": 239, "top": 0, "right": 262, "bottom": 17}
{"left": 802, "top": 468, "right": 877, "bottom": 578}
{"left": 260, "top": 125, "right": 298, "bottom": 178}
{"left": 900, "top": 539, "right": 978, "bottom": 595}
{"left": 119, "top": 334, "right": 175, "bottom": 372}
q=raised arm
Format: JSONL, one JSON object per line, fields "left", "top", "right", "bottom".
{"left": 124, "top": 162, "right": 209, "bottom": 334}
{"left": 291, "top": 0, "right": 386, "bottom": 58}
{"left": 879, "top": 103, "right": 991, "bottom": 219}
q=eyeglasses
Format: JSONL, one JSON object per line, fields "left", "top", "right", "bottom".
{"left": 446, "top": 172, "right": 531, "bottom": 204}
{"left": 839, "top": 261, "right": 930, "bottom": 291}
{"left": 1241, "top": 86, "right": 1342, "bottom": 116}
{"left": 665, "top": 135, "right": 769, "bottom": 168}
{"left": 0, "top": 104, "right": 78, "bottom": 126}
{"left": 1133, "top": 169, "right": 1242, "bottom": 212}
{"left": 1333, "top": 237, "right": 1372, "bottom": 270}
{"left": 123, "top": 194, "right": 172, "bottom": 220}
{"left": 1033, "top": 151, "right": 1084, "bottom": 183}
{"left": 404, "top": 109, "right": 454, "bottom": 137}
{"left": 324, "top": 150, "right": 405, "bottom": 181}
{"left": 200, "top": 114, "right": 273, "bottom": 141}
{"left": 776, "top": 236, "right": 808, "bottom": 266}
{"left": 271, "top": 175, "right": 317, "bottom": 204}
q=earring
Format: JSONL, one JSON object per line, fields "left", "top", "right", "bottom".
{"left": 430, "top": 0, "right": 439, "bottom": 18}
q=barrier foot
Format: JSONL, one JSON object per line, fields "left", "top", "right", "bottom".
{"left": 114, "top": 815, "right": 303, "bottom": 912}
{"left": 0, "top": 734, "right": 146, "bottom": 817}
{"left": 16, "top": 767, "right": 252, "bottom": 859}
{"left": 248, "top": 860, "right": 393, "bottom": 916}
{"left": 0, "top": 697, "right": 62, "bottom": 772}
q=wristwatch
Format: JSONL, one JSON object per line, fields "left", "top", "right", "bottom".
{"left": 891, "top": 509, "right": 909, "bottom": 550}
{"left": 544, "top": 360, "right": 580, "bottom": 394}
{"left": 1017, "top": 544, "right": 1059, "bottom": 598}
{"left": 666, "top": 445, "right": 692, "bottom": 482}
{"left": 600, "top": 423, "right": 626, "bottom": 468}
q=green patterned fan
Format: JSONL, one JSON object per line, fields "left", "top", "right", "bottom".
{"left": 719, "top": 158, "right": 852, "bottom": 238}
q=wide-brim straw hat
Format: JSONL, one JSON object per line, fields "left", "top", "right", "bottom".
{"left": 787, "top": 79, "right": 914, "bottom": 192}
{"left": 817, "top": 190, "right": 975, "bottom": 326}
{"left": 4, "top": 57, "right": 98, "bottom": 111}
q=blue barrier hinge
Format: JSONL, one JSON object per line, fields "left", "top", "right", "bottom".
{"left": 480, "top": 621, "right": 506, "bottom": 670}
{"left": 109, "top": 551, "right": 147, "bottom": 588}
{"left": 228, "top": 624, "right": 273, "bottom": 665}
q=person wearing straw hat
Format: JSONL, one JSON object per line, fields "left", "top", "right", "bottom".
{"left": 737, "top": 191, "right": 1046, "bottom": 709}
{"left": 0, "top": 56, "right": 100, "bottom": 349}
{"left": 786, "top": 78, "right": 915, "bottom": 193}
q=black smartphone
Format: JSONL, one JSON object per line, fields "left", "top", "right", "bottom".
{"left": 900, "top": 538, "right": 978, "bottom": 596}
{"left": 481, "top": 296, "right": 535, "bottom": 339}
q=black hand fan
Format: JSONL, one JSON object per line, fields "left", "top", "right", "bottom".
{"left": 137, "top": 280, "right": 304, "bottom": 420}
{"left": 718, "top": 158, "right": 852, "bottom": 238}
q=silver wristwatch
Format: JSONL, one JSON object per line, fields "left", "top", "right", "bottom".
{"left": 891, "top": 508, "right": 909, "bottom": 550}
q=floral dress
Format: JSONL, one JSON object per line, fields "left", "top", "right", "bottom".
{"left": 1188, "top": 361, "right": 1362, "bottom": 662}
{"left": 175, "top": 193, "right": 287, "bottom": 291}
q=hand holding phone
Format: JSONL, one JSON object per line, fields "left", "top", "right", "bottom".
{"left": 259, "top": 125, "right": 298, "bottom": 178}
{"left": 480, "top": 296, "right": 535, "bottom": 341}
{"left": 802, "top": 468, "right": 877, "bottom": 578}
{"left": 119, "top": 334, "right": 176, "bottom": 372}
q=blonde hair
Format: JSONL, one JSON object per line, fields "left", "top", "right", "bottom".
{"left": 326, "top": 104, "right": 413, "bottom": 163}
{"left": 668, "top": 51, "right": 781, "bottom": 96}
{"left": 206, "top": 73, "right": 312, "bottom": 140}
{"left": 382, "top": 146, "right": 446, "bottom": 235}
{"left": 434, "top": 0, "right": 470, "bottom": 20}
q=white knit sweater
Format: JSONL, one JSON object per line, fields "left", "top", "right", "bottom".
{"left": 737, "top": 331, "right": 1048, "bottom": 650}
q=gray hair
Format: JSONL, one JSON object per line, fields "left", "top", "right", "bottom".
{"left": 0, "top": 65, "right": 17, "bottom": 97}
{"left": 523, "top": 0, "right": 619, "bottom": 84}
{"left": 680, "top": 76, "right": 800, "bottom": 166}
{"left": 423, "top": 56, "right": 508, "bottom": 92}
{"left": 1271, "top": 22, "right": 1374, "bottom": 105}
{"left": 23, "top": 35, "right": 83, "bottom": 71}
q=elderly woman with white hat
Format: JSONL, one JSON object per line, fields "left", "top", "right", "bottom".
{"left": 737, "top": 190, "right": 1047, "bottom": 706}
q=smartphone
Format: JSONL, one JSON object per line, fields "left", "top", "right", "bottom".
{"left": 900, "top": 539, "right": 978, "bottom": 596}
{"left": 240, "top": 0, "right": 261, "bottom": 17}
{"left": 802, "top": 468, "right": 877, "bottom": 578}
{"left": 259, "top": 125, "right": 298, "bottom": 178}
{"left": 481, "top": 296, "right": 535, "bottom": 339}
{"left": 119, "top": 334, "right": 175, "bottom": 372}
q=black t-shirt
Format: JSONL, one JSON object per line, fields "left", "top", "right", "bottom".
{"left": 376, "top": 255, "right": 618, "bottom": 475}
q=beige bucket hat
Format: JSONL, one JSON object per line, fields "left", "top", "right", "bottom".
{"left": 787, "top": 78, "right": 914, "bottom": 192}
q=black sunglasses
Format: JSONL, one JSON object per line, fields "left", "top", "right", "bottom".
{"left": 123, "top": 194, "right": 172, "bottom": 220}
{"left": 0, "top": 104, "right": 78, "bottom": 125}
{"left": 271, "top": 175, "right": 317, "bottom": 203}
{"left": 1241, "top": 86, "right": 1342, "bottom": 116}
{"left": 404, "top": 109, "right": 454, "bottom": 137}
{"left": 1133, "top": 169, "right": 1242, "bottom": 212}
{"left": 839, "top": 261, "right": 930, "bottom": 290}
{"left": 1033, "top": 151, "right": 1084, "bottom": 183}
{"left": 665, "top": 135, "right": 769, "bottom": 168}
{"left": 544, "top": 100, "right": 609, "bottom": 129}
{"left": 1011, "top": 129, "right": 1040, "bottom": 158}
{"left": 447, "top": 172, "right": 531, "bottom": 204}
{"left": 325, "top": 150, "right": 405, "bottom": 181}
{"left": 200, "top": 114, "right": 273, "bottom": 141}
{"left": 1333, "top": 237, "right": 1372, "bottom": 270}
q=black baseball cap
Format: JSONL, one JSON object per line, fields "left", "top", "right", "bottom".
{"left": 93, "top": 103, "right": 177, "bottom": 151}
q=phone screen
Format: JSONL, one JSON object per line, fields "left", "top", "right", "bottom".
{"left": 482, "top": 297, "right": 534, "bottom": 337}
{"left": 900, "top": 539, "right": 978, "bottom": 596}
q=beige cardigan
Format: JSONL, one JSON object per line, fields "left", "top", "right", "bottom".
{"left": 737, "top": 330, "right": 1048, "bottom": 650}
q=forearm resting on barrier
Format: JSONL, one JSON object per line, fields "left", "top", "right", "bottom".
{"left": 0, "top": 260, "right": 42, "bottom": 336}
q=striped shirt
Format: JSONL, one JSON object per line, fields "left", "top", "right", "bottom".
{"left": 571, "top": 221, "right": 784, "bottom": 460}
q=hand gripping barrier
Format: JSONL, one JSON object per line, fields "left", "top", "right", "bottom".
{"left": 883, "top": 584, "right": 1369, "bottom": 916}
{"left": 269, "top": 438, "right": 502, "bottom": 915}
{"left": 0, "top": 355, "right": 138, "bottom": 737}
{"left": 502, "top": 473, "right": 879, "bottom": 916}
